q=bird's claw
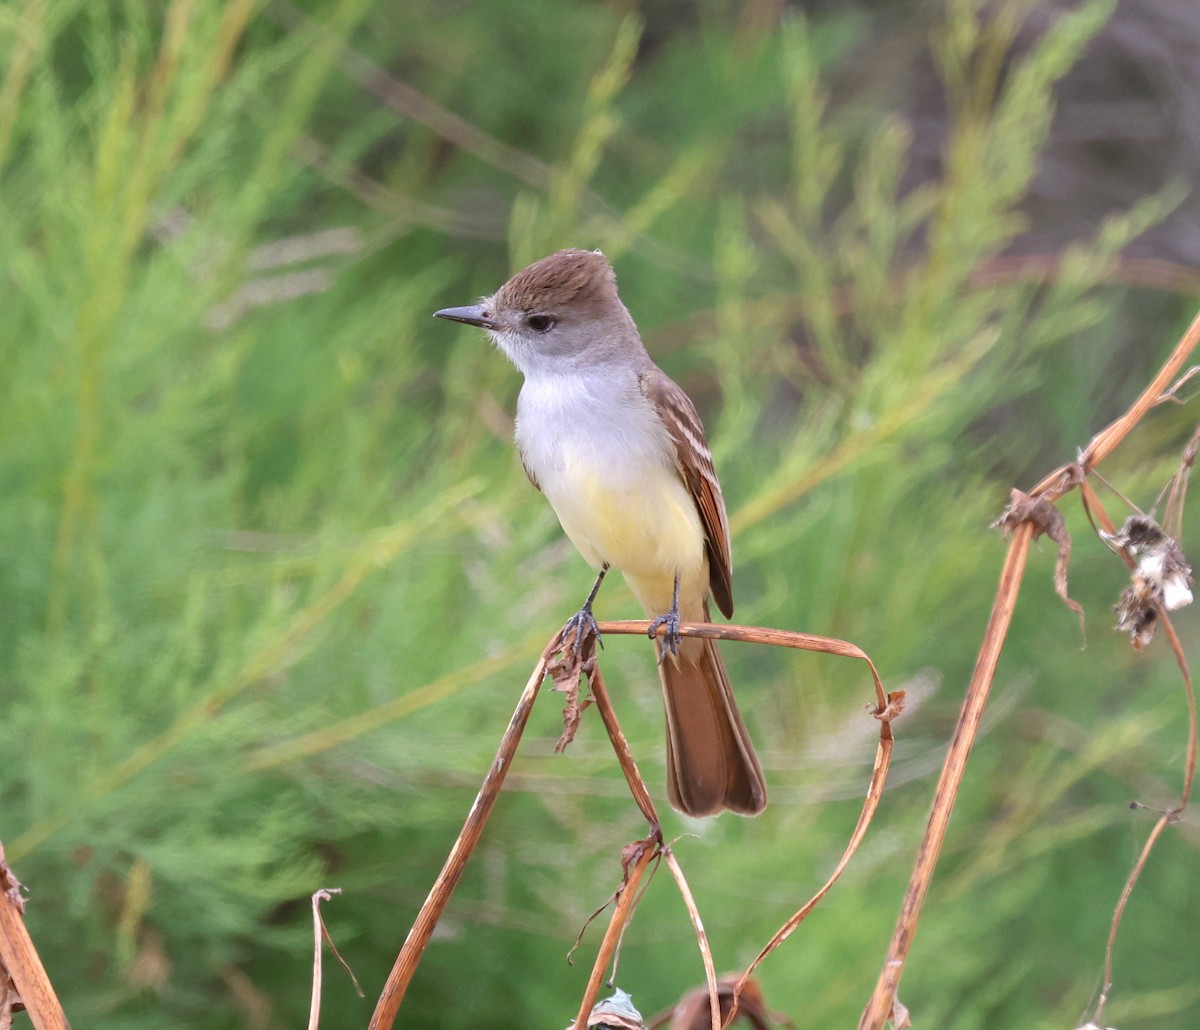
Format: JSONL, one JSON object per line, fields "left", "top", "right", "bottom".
{"left": 648, "top": 608, "right": 681, "bottom": 662}
{"left": 563, "top": 605, "right": 603, "bottom": 656}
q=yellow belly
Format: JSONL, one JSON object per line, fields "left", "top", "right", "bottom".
{"left": 543, "top": 461, "right": 708, "bottom": 617}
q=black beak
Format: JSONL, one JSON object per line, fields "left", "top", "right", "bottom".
{"left": 433, "top": 305, "right": 501, "bottom": 330}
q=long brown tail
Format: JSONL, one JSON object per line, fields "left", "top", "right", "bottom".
{"left": 657, "top": 634, "right": 767, "bottom": 817}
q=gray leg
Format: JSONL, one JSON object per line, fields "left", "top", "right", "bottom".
{"left": 647, "top": 571, "right": 682, "bottom": 660}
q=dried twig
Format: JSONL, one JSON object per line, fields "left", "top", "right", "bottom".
{"left": 662, "top": 848, "right": 721, "bottom": 1030}
{"left": 859, "top": 525, "right": 1033, "bottom": 1030}
{"left": 1090, "top": 607, "right": 1196, "bottom": 1027}
{"left": 598, "top": 620, "right": 889, "bottom": 712}
{"left": 375, "top": 615, "right": 887, "bottom": 1029}
{"left": 1154, "top": 421, "right": 1200, "bottom": 541}
{"left": 0, "top": 842, "right": 69, "bottom": 1030}
{"left": 860, "top": 306, "right": 1200, "bottom": 1030}
{"left": 570, "top": 839, "right": 660, "bottom": 1030}
{"left": 368, "top": 634, "right": 560, "bottom": 1030}
{"left": 730, "top": 705, "right": 894, "bottom": 1027}
{"left": 589, "top": 662, "right": 662, "bottom": 835}
{"left": 308, "top": 887, "right": 361, "bottom": 1030}
{"left": 594, "top": 620, "right": 893, "bottom": 1030}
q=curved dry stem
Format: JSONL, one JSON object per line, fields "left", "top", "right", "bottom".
{"left": 662, "top": 847, "right": 721, "bottom": 1030}
{"left": 598, "top": 619, "right": 888, "bottom": 711}
{"left": 375, "top": 614, "right": 887, "bottom": 1029}
{"left": 309, "top": 888, "right": 361, "bottom": 1030}
{"left": 1092, "top": 610, "right": 1198, "bottom": 1027}
{"left": 730, "top": 719, "right": 894, "bottom": 1028}
{"left": 1070, "top": 407, "right": 1200, "bottom": 1027}
{"left": 1091, "top": 814, "right": 1170, "bottom": 1025}
{"left": 1032, "top": 308, "right": 1200, "bottom": 501}
{"left": 1158, "top": 422, "right": 1200, "bottom": 543}
{"left": 596, "top": 619, "right": 895, "bottom": 1028}
{"left": 1161, "top": 614, "right": 1199, "bottom": 812}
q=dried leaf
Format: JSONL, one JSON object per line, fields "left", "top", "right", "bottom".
{"left": 889, "top": 995, "right": 912, "bottom": 1029}
{"left": 1156, "top": 364, "right": 1200, "bottom": 404}
{"left": 620, "top": 838, "right": 655, "bottom": 881}
{"left": 547, "top": 624, "right": 599, "bottom": 751}
{"left": 874, "top": 691, "right": 907, "bottom": 721}
{"left": 993, "top": 489, "right": 1084, "bottom": 629}
{"left": 567, "top": 837, "right": 660, "bottom": 970}
{"left": 1, "top": 974, "right": 22, "bottom": 1027}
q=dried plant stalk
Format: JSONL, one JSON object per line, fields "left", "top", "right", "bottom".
{"left": 368, "top": 638, "right": 556, "bottom": 1030}
{"left": 374, "top": 616, "right": 889, "bottom": 1029}
{"left": 1089, "top": 606, "right": 1196, "bottom": 1028}
{"left": 570, "top": 839, "right": 660, "bottom": 1030}
{"left": 858, "top": 527, "right": 1032, "bottom": 1030}
{"left": 860, "top": 307, "right": 1200, "bottom": 1030}
{"left": 598, "top": 620, "right": 889, "bottom": 711}
{"left": 308, "top": 888, "right": 362, "bottom": 1030}
{"left": 588, "top": 661, "right": 663, "bottom": 833}
{"left": 597, "top": 619, "right": 893, "bottom": 1030}
{"left": 731, "top": 710, "right": 894, "bottom": 1025}
{"left": 0, "top": 843, "right": 70, "bottom": 1030}
{"left": 662, "top": 848, "right": 721, "bottom": 1030}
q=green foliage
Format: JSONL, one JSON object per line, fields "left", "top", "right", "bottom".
{"left": 2, "top": 0, "right": 1198, "bottom": 1027}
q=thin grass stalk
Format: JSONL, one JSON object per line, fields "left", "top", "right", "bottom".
{"left": 1091, "top": 608, "right": 1196, "bottom": 1027}
{"left": 308, "top": 888, "right": 339, "bottom": 1030}
{"left": 731, "top": 714, "right": 894, "bottom": 1027}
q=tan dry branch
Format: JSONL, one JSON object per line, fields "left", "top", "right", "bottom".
{"left": 370, "top": 619, "right": 892, "bottom": 1030}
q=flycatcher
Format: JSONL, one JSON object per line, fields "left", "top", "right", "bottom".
{"left": 435, "top": 249, "right": 766, "bottom": 817}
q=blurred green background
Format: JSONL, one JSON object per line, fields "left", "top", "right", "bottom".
{"left": 4, "top": 0, "right": 1200, "bottom": 1026}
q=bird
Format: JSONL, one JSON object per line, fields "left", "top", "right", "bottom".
{"left": 435, "top": 248, "right": 766, "bottom": 817}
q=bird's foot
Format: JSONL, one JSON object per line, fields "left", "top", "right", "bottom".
{"left": 647, "top": 606, "right": 682, "bottom": 662}
{"left": 563, "top": 604, "right": 603, "bottom": 657}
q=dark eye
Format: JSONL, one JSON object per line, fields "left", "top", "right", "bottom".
{"left": 526, "top": 314, "right": 555, "bottom": 333}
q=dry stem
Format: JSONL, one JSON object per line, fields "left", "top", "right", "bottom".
{"left": 309, "top": 888, "right": 361, "bottom": 1030}
{"left": 368, "top": 636, "right": 556, "bottom": 1029}
{"left": 373, "top": 615, "right": 889, "bottom": 1029}
{"left": 860, "top": 306, "right": 1200, "bottom": 1030}
{"left": 858, "top": 525, "right": 1032, "bottom": 1030}
{"left": 589, "top": 662, "right": 662, "bottom": 830}
{"left": 570, "top": 840, "right": 660, "bottom": 1030}
{"left": 663, "top": 848, "right": 721, "bottom": 1030}
{"left": 599, "top": 618, "right": 894, "bottom": 1030}
{"left": 0, "top": 843, "right": 69, "bottom": 1030}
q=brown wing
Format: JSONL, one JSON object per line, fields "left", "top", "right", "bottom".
{"left": 639, "top": 369, "right": 734, "bottom": 618}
